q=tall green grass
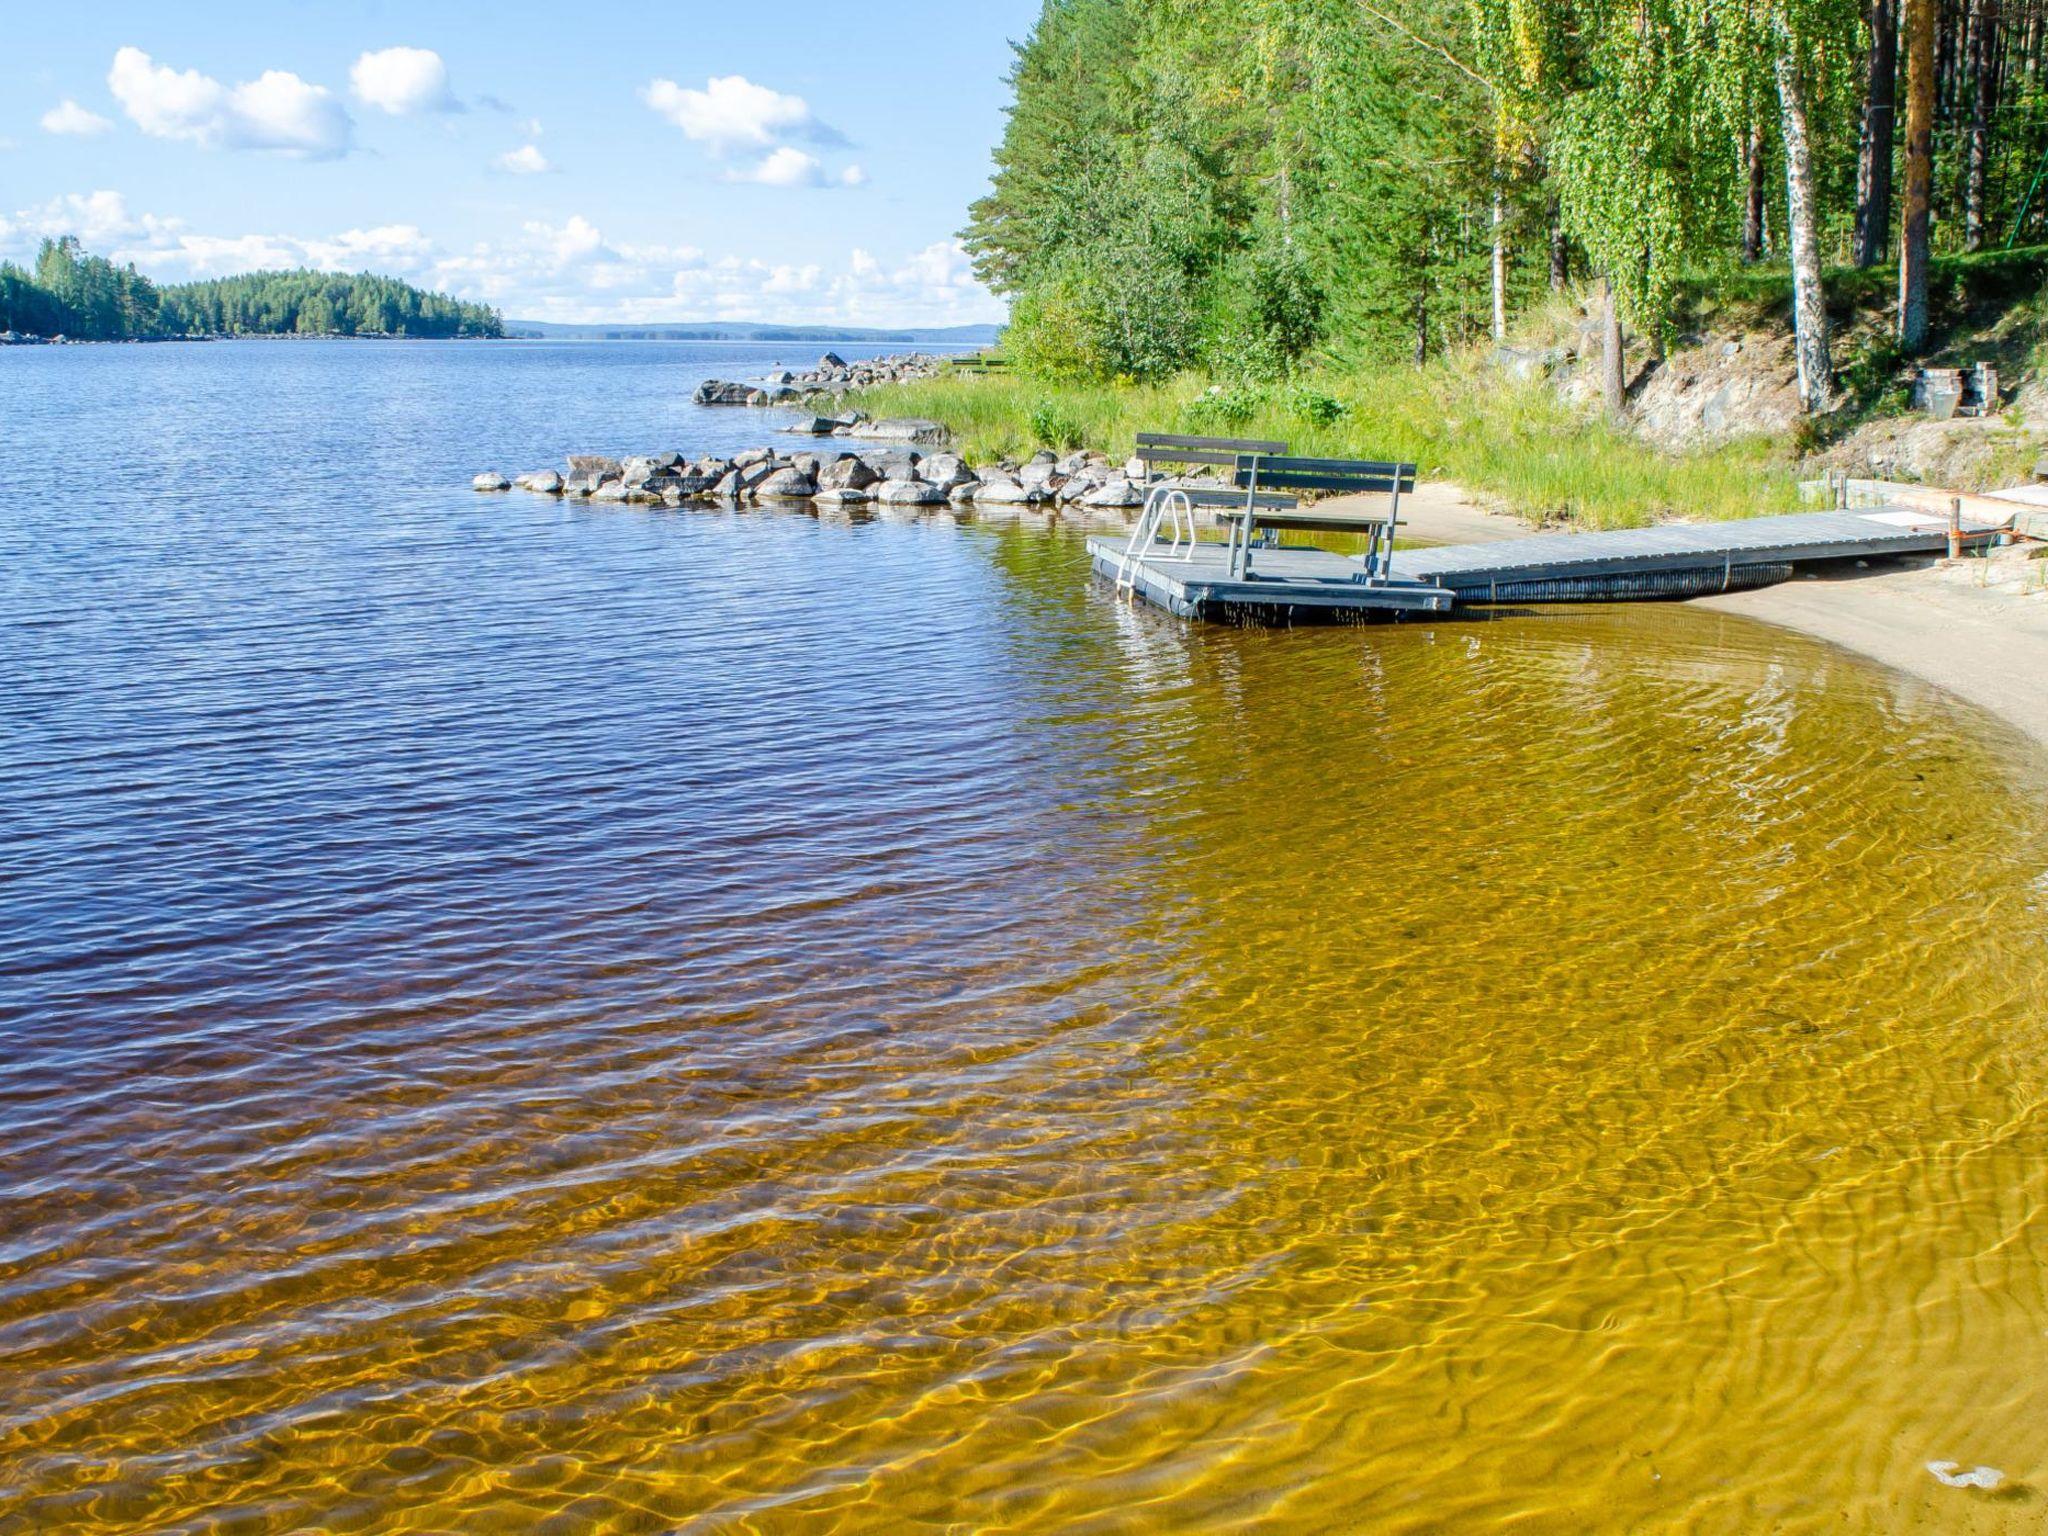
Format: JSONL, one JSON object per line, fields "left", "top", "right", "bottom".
{"left": 843, "top": 362, "right": 1802, "bottom": 530}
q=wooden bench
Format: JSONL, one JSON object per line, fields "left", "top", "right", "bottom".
{"left": 946, "top": 353, "right": 1011, "bottom": 374}
{"left": 1226, "top": 455, "right": 1417, "bottom": 583}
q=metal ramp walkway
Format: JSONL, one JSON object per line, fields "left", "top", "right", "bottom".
{"left": 1386, "top": 507, "right": 1997, "bottom": 603}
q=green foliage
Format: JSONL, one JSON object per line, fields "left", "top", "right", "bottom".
{"left": 841, "top": 366, "right": 1802, "bottom": 529}
{"left": 1286, "top": 384, "right": 1345, "bottom": 426}
{"left": 1183, "top": 382, "right": 1269, "bottom": 430}
{"left": 1004, "top": 273, "right": 1105, "bottom": 380}
{"left": 0, "top": 237, "right": 163, "bottom": 339}
{"left": 973, "top": 0, "right": 1521, "bottom": 380}
{"left": 1029, "top": 395, "right": 1090, "bottom": 448}
{"left": 160, "top": 268, "right": 501, "bottom": 337}
{"left": 0, "top": 237, "right": 502, "bottom": 341}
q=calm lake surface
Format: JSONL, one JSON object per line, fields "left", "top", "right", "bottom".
{"left": 4, "top": 340, "right": 2048, "bottom": 1534}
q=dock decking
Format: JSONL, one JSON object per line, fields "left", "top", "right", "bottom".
{"left": 1092, "top": 505, "right": 2001, "bottom": 622}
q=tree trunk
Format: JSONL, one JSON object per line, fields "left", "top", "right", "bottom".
{"left": 1490, "top": 191, "right": 1507, "bottom": 341}
{"left": 1413, "top": 278, "right": 1428, "bottom": 367}
{"left": 1549, "top": 199, "right": 1569, "bottom": 290}
{"left": 1601, "top": 277, "right": 1624, "bottom": 421}
{"left": 1743, "top": 122, "right": 1769, "bottom": 262}
{"left": 1900, "top": 0, "right": 1936, "bottom": 346}
{"left": 1776, "top": 38, "right": 1835, "bottom": 413}
{"left": 1855, "top": 0, "right": 1898, "bottom": 266}
{"left": 1964, "top": 0, "right": 1998, "bottom": 251}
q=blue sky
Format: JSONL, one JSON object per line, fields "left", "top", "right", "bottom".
{"left": 1, "top": 1, "right": 1040, "bottom": 325}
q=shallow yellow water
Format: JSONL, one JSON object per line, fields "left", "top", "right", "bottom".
{"left": 5, "top": 511, "right": 2048, "bottom": 1533}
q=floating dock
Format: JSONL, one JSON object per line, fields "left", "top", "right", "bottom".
{"left": 1091, "top": 505, "right": 2002, "bottom": 622}
{"left": 1086, "top": 537, "right": 1454, "bottom": 623}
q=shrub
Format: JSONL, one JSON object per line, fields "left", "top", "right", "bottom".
{"left": 1029, "top": 396, "right": 1088, "bottom": 449}
{"left": 1183, "top": 382, "right": 1268, "bottom": 430}
{"left": 1287, "top": 385, "right": 1345, "bottom": 426}
{"left": 1005, "top": 275, "right": 1105, "bottom": 382}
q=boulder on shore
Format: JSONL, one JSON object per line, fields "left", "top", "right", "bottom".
{"left": 920, "top": 453, "right": 975, "bottom": 494}
{"left": 851, "top": 417, "right": 952, "bottom": 447}
{"left": 1081, "top": 478, "right": 1144, "bottom": 509}
{"left": 873, "top": 479, "right": 947, "bottom": 505}
{"left": 694, "top": 379, "right": 755, "bottom": 406}
{"left": 972, "top": 479, "right": 1044, "bottom": 505}
{"left": 754, "top": 466, "right": 819, "bottom": 499}
{"left": 820, "top": 455, "right": 882, "bottom": 492}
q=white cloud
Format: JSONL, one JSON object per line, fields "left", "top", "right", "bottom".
{"left": 42, "top": 100, "right": 114, "bottom": 137}
{"left": 495, "top": 143, "right": 550, "bottom": 175}
{"left": 2, "top": 191, "right": 182, "bottom": 250}
{"left": 727, "top": 147, "right": 869, "bottom": 189}
{"left": 738, "top": 147, "right": 822, "bottom": 186}
{"left": 350, "top": 47, "right": 459, "bottom": 115}
{"left": 643, "top": 74, "right": 843, "bottom": 153}
{"left": 0, "top": 193, "right": 1002, "bottom": 328}
{"left": 107, "top": 47, "right": 352, "bottom": 158}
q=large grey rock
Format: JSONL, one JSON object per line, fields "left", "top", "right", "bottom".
{"left": 622, "top": 452, "right": 684, "bottom": 488}
{"left": 1081, "top": 477, "right": 1144, "bottom": 508}
{"left": 920, "top": 453, "right": 975, "bottom": 494}
{"left": 972, "top": 479, "right": 1045, "bottom": 505}
{"left": 567, "top": 455, "right": 623, "bottom": 481}
{"left": 812, "top": 486, "right": 872, "bottom": 505}
{"left": 712, "top": 460, "right": 778, "bottom": 499}
{"left": 694, "top": 379, "right": 754, "bottom": 406}
{"left": 819, "top": 351, "right": 847, "bottom": 370}
{"left": 1018, "top": 458, "right": 1062, "bottom": 492}
{"left": 589, "top": 481, "right": 632, "bottom": 503}
{"left": 733, "top": 448, "right": 774, "bottom": 470}
{"left": 782, "top": 417, "right": 842, "bottom": 436}
{"left": 864, "top": 449, "right": 921, "bottom": 481}
{"left": 873, "top": 479, "right": 947, "bottom": 505}
{"left": 520, "top": 469, "right": 564, "bottom": 494}
{"left": 947, "top": 481, "right": 981, "bottom": 505}
{"left": 820, "top": 455, "right": 882, "bottom": 491}
{"left": 473, "top": 472, "right": 511, "bottom": 492}
{"left": 852, "top": 417, "right": 952, "bottom": 447}
{"left": 650, "top": 468, "right": 722, "bottom": 497}
{"left": 754, "top": 466, "right": 819, "bottom": 499}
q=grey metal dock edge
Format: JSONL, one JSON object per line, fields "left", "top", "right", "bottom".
{"left": 1092, "top": 506, "right": 2000, "bottom": 622}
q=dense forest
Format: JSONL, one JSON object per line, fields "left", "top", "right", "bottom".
{"left": 966, "top": 0, "right": 2048, "bottom": 410}
{"left": 0, "top": 237, "right": 502, "bottom": 340}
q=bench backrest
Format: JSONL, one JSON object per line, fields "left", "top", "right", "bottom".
{"left": 1136, "top": 432, "right": 1288, "bottom": 478}
{"left": 1233, "top": 455, "right": 1416, "bottom": 496}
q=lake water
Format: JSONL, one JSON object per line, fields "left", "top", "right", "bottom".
{"left": 4, "top": 340, "right": 2048, "bottom": 1533}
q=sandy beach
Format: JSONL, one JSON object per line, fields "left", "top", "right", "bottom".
{"left": 1387, "top": 483, "right": 2048, "bottom": 752}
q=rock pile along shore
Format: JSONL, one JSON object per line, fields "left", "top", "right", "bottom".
{"left": 474, "top": 436, "right": 1155, "bottom": 512}
{"left": 691, "top": 351, "right": 948, "bottom": 409}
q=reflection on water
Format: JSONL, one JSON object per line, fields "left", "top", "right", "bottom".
{"left": 3, "top": 347, "right": 2048, "bottom": 1532}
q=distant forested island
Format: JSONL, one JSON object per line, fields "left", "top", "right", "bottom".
{"left": 0, "top": 237, "right": 502, "bottom": 341}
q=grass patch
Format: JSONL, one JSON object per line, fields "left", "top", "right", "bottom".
{"left": 844, "top": 360, "right": 1802, "bottom": 530}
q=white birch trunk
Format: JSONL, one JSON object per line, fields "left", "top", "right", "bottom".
{"left": 1775, "top": 40, "right": 1835, "bottom": 413}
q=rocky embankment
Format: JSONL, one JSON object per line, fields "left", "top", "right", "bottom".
{"left": 691, "top": 350, "right": 947, "bottom": 409}
{"left": 474, "top": 437, "right": 1154, "bottom": 511}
